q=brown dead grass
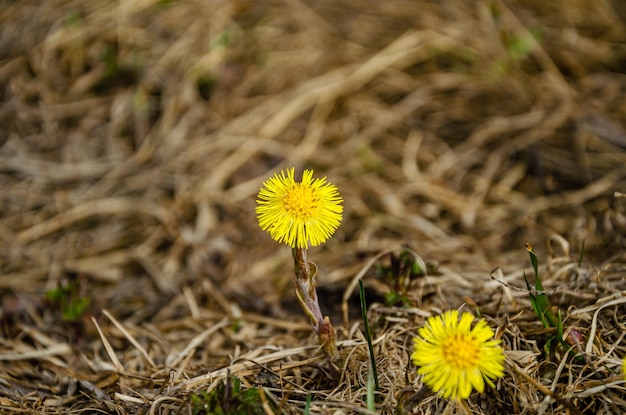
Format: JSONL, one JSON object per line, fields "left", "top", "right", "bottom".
{"left": 1, "top": 0, "right": 626, "bottom": 413}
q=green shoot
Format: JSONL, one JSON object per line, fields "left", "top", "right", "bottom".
{"left": 45, "top": 276, "right": 90, "bottom": 323}
{"left": 366, "top": 361, "right": 376, "bottom": 411}
{"left": 524, "top": 244, "right": 584, "bottom": 363}
{"left": 376, "top": 247, "right": 435, "bottom": 307}
{"left": 524, "top": 244, "right": 559, "bottom": 329}
{"left": 359, "top": 279, "right": 379, "bottom": 391}
{"left": 190, "top": 373, "right": 274, "bottom": 415}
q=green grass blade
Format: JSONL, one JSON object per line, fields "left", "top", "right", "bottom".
{"left": 359, "top": 279, "right": 379, "bottom": 391}
{"left": 525, "top": 244, "right": 560, "bottom": 328}
{"left": 523, "top": 271, "right": 542, "bottom": 322}
{"left": 367, "top": 362, "right": 376, "bottom": 411}
{"left": 525, "top": 245, "right": 584, "bottom": 362}
{"left": 525, "top": 244, "right": 543, "bottom": 291}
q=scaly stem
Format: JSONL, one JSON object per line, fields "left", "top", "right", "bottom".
{"left": 293, "top": 248, "right": 341, "bottom": 370}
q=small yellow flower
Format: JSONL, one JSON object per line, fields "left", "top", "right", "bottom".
{"left": 412, "top": 310, "right": 505, "bottom": 400}
{"left": 256, "top": 167, "right": 343, "bottom": 249}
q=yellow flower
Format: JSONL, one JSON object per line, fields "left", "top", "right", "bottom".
{"left": 412, "top": 310, "right": 505, "bottom": 400}
{"left": 256, "top": 167, "right": 343, "bottom": 249}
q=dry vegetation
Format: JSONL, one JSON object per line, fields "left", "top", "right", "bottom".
{"left": 2, "top": 0, "right": 626, "bottom": 413}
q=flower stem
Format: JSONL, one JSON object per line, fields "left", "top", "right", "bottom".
{"left": 292, "top": 248, "right": 341, "bottom": 370}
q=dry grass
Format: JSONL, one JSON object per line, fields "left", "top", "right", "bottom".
{"left": 1, "top": 0, "right": 626, "bottom": 413}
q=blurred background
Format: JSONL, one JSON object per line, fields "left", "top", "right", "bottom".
{"left": 3, "top": 0, "right": 626, "bottom": 317}
{"left": 1, "top": 0, "right": 626, "bottom": 408}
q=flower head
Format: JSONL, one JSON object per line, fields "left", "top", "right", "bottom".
{"left": 412, "top": 310, "right": 505, "bottom": 400}
{"left": 256, "top": 167, "right": 343, "bottom": 249}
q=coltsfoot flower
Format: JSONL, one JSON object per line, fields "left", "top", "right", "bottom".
{"left": 412, "top": 310, "right": 505, "bottom": 400}
{"left": 256, "top": 167, "right": 343, "bottom": 249}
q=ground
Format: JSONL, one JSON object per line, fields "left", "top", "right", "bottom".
{"left": 1, "top": 0, "right": 626, "bottom": 414}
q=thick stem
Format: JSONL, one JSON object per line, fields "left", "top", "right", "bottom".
{"left": 293, "top": 248, "right": 341, "bottom": 368}
{"left": 293, "top": 248, "right": 323, "bottom": 329}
